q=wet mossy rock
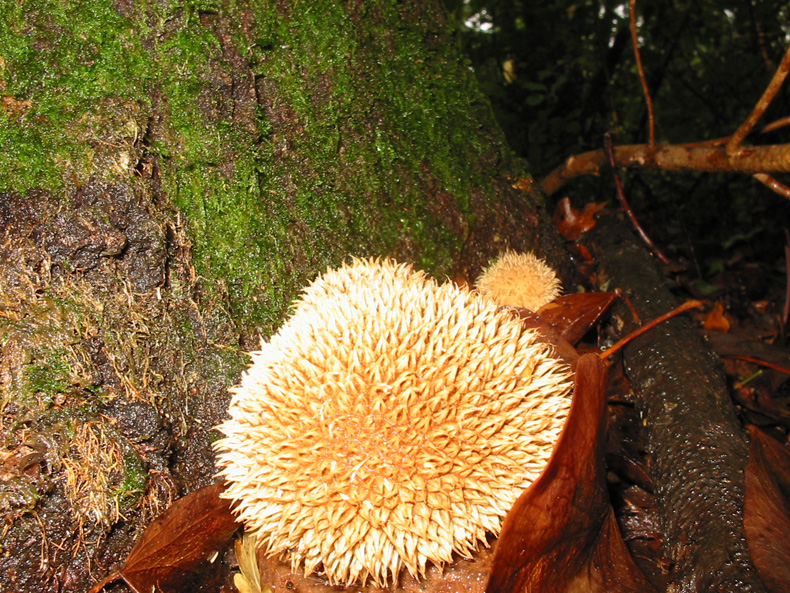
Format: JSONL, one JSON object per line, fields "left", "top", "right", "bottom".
{"left": 0, "top": 1, "right": 560, "bottom": 591}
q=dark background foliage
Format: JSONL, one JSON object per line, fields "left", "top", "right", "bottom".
{"left": 447, "top": 0, "right": 790, "bottom": 303}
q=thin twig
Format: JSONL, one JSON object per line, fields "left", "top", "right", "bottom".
{"left": 727, "top": 355, "right": 790, "bottom": 375}
{"left": 629, "top": 0, "right": 655, "bottom": 145}
{"left": 754, "top": 173, "right": 790, "bottom": 199}
{"left": 675, "top": 117, "right": 790, "bottom": 149}
{"left": 727, "top": 42, "right": 790, "bottom": 156}
{"left": 760, "top": 115, "right": 790, "bottom": 134}
{"left": 604, "top": 132, "right": 671, "bottom": 265}
{"left": 681, "top": 136, "right": 729, "bottom": 148}
{"left": 601, "top": 300, "right": 704, "bottom": 360}
{"left": 784, "top": 228, "right": 790, "bottom": 326}
{"left": 623, "top": 295, "right": 642, "bottom": 325}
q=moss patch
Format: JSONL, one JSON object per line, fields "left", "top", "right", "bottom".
{"left": 0, "top": 1, "right": 149, "bottom": 190}
{"left": 2, "top": 0, "right": 517, "bottom": 336}
{"left": 22, "top": 348, "right": 71, "bottom": 406}
{"left": 0, "top": 182, "right": 247, "bottom": 590}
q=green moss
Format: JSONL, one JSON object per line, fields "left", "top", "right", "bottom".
{"left": 23, "top": 349, "right": 70, "bottom": 404}
{"left": 3, "top": 0, "right": 507, "bottom": 335}
{"left": 197, "top": 0, "right": 497, "bottom": 326}
{"left": 114, "top": 449, "right": 147, "bottom": 510}
{"left": 0, "top": 1, "right": 150, "bottom": 190}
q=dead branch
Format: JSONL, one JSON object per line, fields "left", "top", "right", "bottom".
{"left": 586, "top": 211, "right": 768, "bottom": 593}
{"left": 541, "top": 142, "right": 790, "bottom": 196}
{"left": 727, "top": 42, "right": 790, "bottom": 156}
{"left": 542, "top": 41, "right": 790, "bottom": 199}
{"left": 754, "top": 173, "right": 790, "bottom": 199}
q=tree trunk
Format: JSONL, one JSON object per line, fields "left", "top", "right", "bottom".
{"left": 0, "top": 1, "right": 560, "bottom": 591}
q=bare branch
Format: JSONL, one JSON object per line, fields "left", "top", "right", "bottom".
{"left": 541, "top": 143, "right": 790, "bottom": 196}
{"left": 727, "top": 43, "right": 790, "bottom": 156}
{"left": 753, "top": 173, "right": 790, "bottom": 199}
{"left": 760, "top": 116, "right": 790, "bottom": 134}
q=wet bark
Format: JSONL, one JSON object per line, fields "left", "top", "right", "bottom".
{"left": 587, "top": 212, "right": 766, "bottom": 593}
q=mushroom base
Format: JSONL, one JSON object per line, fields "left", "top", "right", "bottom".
{"left": 253, "top": 542, "right": 494, "bottom": 593}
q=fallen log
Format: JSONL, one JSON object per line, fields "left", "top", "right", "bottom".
{"left": 586, "top": 212, "right": 766, "bottom": 592}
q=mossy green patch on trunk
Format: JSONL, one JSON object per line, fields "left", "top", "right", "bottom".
{"left": 2, "top": 0, "right": 521, "bottom": 336}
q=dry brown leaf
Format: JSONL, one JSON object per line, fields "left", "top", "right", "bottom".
{"left": 510, "top": 307, "right": 580, "bottom": 366}
{"left": 507, "top": 293, "right": 617, "bottom": 369}
{"left": 744, "top": 427, "right": 790, "bottom": 593}
{"left": 485, "top": 354, "right": 656, "bottom": 593}
{"left": 703, "top": 302, "right": 730, "bottom": 332}
{"left": 553, "top": 197, "right": 608, "bottom": 240}
{"left": 538, "top": 292, "right": 619, "bottom": 345}
{"left": 120, "top": 481, "right": 240, "bottom": 593}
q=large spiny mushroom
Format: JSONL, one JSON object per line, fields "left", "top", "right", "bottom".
{"left": 214, "top": 257, "right": 573, "bottom": 587}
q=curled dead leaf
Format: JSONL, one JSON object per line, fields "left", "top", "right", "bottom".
{"left": 486, "top": 354, "right": 656, "bottom": 593}
{"left": 553, "top": 197, "right": 607, "bottom": 240}
{"left": 703, "top": 302, "right": 730, "bottom": 332}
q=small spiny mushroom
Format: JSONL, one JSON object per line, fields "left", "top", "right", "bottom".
{"left": 476, "top": 250, "right": 561, "bottom": 311}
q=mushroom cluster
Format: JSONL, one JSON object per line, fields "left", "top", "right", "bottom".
{"left": 214, "top": 258, "right": 572, "bottom": 587}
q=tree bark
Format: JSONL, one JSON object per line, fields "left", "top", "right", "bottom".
{"left": 0, "top": 1, "right": 560, "bottom": 592}
{"left": 587, "top": 212, "right": 766, "bottom": 593}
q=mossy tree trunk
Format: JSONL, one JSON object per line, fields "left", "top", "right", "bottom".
{"left": 0, "top": 1, "right": 559, "bottom": 591}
